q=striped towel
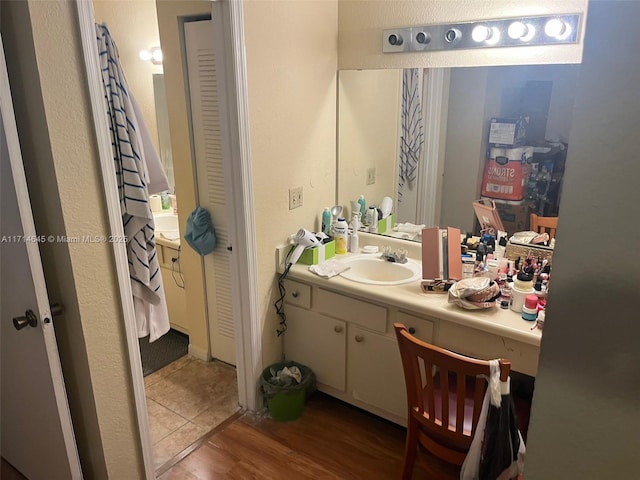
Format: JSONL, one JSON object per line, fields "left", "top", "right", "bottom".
{"left": 96, "top": 24, "right": 168, "bottom": 340}
{"left": 398, "top": 68, "right": 424, "bottom": 203}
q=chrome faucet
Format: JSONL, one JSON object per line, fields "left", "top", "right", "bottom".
{"left": 381, "top": 246, "right": 408, "bottom": 264}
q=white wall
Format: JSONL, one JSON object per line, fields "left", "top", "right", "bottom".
{"left": 525, "top": 1, "right": 640, "bottom": 476}
{"left": 243, "top": 0, "right": 339, "bottom": 366}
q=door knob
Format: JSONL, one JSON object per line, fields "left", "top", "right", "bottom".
{"left": 13, "top": 309, "right": 38, "bottom": 330}
{"left": 13, "top": 304, "right": 63, "bottom": 330}
{"left": 355, "top": 334, "right": 364, "bottom": 343}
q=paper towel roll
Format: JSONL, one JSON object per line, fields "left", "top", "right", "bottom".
{"left": 150, "top": 195, "right": 162, "bottom": 213}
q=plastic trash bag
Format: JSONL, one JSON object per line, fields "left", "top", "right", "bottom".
{"left": 448, "top": 277, "right": 501, "bottom": 310}
{"left": 461, "top": 361, "right": 526, "bottom": 480}
{"left": 260, "top": 361, "right": 316, "bottom": 400}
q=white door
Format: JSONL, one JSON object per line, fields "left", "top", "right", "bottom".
{"left": 184, "top": 16, "right": 236, "bottom": 365}
{"left": 0, "top": 37, "right": 82, "bottom": 479}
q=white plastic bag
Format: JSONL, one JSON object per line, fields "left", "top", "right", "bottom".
{"left": 460, "top": 361, "right": 526, "bottom": 480}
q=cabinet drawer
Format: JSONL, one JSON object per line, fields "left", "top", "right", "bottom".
{"left": 317, "top": 288, "right": 387, "bottom": 333}
{"left": 159, "top": 245, "right": 181, "bottom": 270}
{"left": 438, "top": 322, "right": 539, "bottom": 376}
{"left": 395, "top": 312, "right": 435, "bottom": 343}
{"left": 283, "top": 280, "right": 311, "bottom": 309}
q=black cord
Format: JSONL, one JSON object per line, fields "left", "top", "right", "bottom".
{"left": 171, "top": 245, "right": 185, "bottom": 289}
{"left": 275, "top": 245, "right": 295, "bottom": 336}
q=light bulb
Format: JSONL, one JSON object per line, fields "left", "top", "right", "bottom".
{"left": 545, "top": 19, "right": 565, "bottom": 38}
{"left": 521, "top": 23, "right": 536, "bottom": 42}
{"left": 139, "top": 49, "right": 152, "bottom": 61}
{"left": 508, "top": 22, "right": 526, "bottom": 39}
{"left": 472, "top": 25, "right": 491, "bottom": 43}
{"left": 509, "top": 21, "right": 536, "bottom": 42}
{"left": 151, "top": 48, "right": 163, "bottom": 64}
{"left": 485, "top": 27, "right": 501, "bottom": 45}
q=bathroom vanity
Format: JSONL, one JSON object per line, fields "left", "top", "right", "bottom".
{"left": 280, "top": 234, "right": 541, "bottom": 426}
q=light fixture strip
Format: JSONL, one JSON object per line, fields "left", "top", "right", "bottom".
{"left": 383, "top": 14, "right": 581, "bottom": 53}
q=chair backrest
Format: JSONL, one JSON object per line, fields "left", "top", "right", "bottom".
{"left": 530, "top": 213, "right": 558, "bottom": 240}
{"left": 394, "top": 323, "right": 510, "bottom": 465}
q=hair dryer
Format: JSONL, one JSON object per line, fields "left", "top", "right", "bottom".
{"left": 288, "top": 228, "right": 321, "bottom": 266}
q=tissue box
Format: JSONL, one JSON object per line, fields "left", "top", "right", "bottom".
{"left": 378, "top": 214, "right": 395, "bottom": 234}
{"left": 297, "top": 240, "right": 335, "bottom": 265}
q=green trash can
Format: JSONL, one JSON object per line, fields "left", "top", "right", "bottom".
{"left": 261, "top": 361, "right": 316, "bottom": 421}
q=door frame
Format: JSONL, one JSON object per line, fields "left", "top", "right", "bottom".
{"left": 75, "top": 1, "right": 260, "bottom": 478}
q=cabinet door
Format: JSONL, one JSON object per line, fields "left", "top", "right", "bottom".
{"left": 160, "top": 245, "right": 188, "bottom": 333}
{"left": 284, "top": 304, "right": 346, "bottom": 392}
{"left": 347, "top": 326, "right": 407, "bottom": 418}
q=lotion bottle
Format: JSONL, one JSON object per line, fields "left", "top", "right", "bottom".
{"left": 334, "top": 217, "right": 348, "bottom": 254}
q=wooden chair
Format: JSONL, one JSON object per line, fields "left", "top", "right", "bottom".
{"left": 393, "top": 323, "right": 511, "bottom": 479}
{"left": 530, "top": 213, "right": 558, "bottom": 240}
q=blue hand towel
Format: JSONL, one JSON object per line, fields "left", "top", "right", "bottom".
{"left": 185, "top": 207, "right": 217, "bottom": 256}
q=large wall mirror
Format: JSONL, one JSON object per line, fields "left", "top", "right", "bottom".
{"left": 337, "top": 63, "right": 581, "bottom": 241}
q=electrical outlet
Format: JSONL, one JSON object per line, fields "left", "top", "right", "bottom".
{"left": 366, "top": 167, "right": 376, "bottom": 185}
{"left": 289, "top": 186, "right": 303, "bottom": 210}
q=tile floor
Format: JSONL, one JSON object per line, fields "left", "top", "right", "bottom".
{"left": 144, "top": 355, "right": 240, "bottom": 471}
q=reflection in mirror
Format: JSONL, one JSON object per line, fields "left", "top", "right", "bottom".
{"left": 338, "top": 64, "right": 580, "bottom": 242}
{"left": 153, "top": 74, "right": 175, "bottom": 192}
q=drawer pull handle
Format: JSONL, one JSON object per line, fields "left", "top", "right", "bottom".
{"left": 408, "top": 327, "right": 416, "bottom": 334}
{"left": 355, "top": 334, "right": 364, "bottom": 343}
{"left": 334, "top": 325, "right": 343, "bottom": 333}
{"left": 291, "top": 291, "right": 299, "bottom": 298}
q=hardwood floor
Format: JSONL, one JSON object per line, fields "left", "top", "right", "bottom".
{"left": 159, "top": 392, "right": 458, "bottom": 479}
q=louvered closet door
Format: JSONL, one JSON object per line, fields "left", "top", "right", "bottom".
{"left": 184, "top": 16, "right": 235, "bottom": 365}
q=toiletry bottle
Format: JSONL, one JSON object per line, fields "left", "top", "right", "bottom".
{"left": 349, "top": 213, "right": 360, "bottom": 253}
{"left": 358, "top": 195, "right": 366, "bottom": 219}
{"left": 321, "top": 207, "right": 332, "bottom": 236}
{"left": 161, "top": 191, "right": 171, "bottom": 210}
{"left": 366, "top": 206, "right": 378, "bottom": 233}
{"left": 334, "top": 217, "right": 348, "bottom": 254}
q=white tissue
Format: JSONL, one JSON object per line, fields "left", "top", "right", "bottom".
{"left": 308, "top": 259, "right": 351, "bottom": 278}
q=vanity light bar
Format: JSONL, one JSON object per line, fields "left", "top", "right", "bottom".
{"left": 382, "top": 14, "right": 581, "bottom": 53}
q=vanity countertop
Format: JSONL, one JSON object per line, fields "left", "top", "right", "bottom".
{"left": 284, "top": 250, "right": 542, "bottom": 348}
{"left": 156, "top": 235, "right": 180, "bottom": 249}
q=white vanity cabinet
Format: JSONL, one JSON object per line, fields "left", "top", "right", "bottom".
{"left": 283, "top": 279, "right": 435, "bottom": 425}
{"left": 279, "top": 250, "right": 541, "bottom": 425}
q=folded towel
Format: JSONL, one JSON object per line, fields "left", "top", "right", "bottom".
{"left": 308, "top": 259, "right": 350, "bottom": 278}
{"left": 394, "top": 222, "right": 426, "bottom": 234}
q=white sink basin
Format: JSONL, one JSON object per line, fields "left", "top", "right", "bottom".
{"left": 339, "top": 254, "right": 421, "bottom": 286}
{"left": 153, "top": 212, "right": 180, "bottom": 240}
